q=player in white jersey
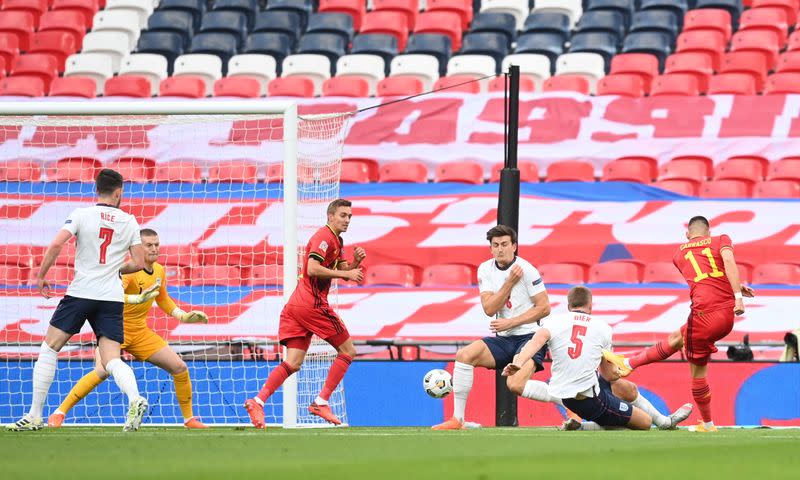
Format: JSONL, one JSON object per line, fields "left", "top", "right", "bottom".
{"left": 433, "top": 225, "right": 551, "bottom": 430}
{"left": 504, "top": 286, "right": 692, "bottom": 430}
{"left": 7, "top": 169, "right": 149, "bottom": 432}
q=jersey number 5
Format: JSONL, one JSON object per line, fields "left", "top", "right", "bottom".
{"left": 684, "top": 248, "right": 724, "bottom": 283}
{"left": 98, "top": 228, "right": 114, "bottom": 264}
{"left": 568, "top": 325, "right": 587, "bottom": 359}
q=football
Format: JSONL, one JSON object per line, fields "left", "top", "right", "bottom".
{"left": 423, "top": 369, "right": 453, "bottom": 398}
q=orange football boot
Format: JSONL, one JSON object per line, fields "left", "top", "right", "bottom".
{"left": 244, "top": 399, "right": 265, "bottom": 428}
{"left": 47, "top": 412, "right": 65, "bottom": 428}
{"left": 308, "top": 402, "right": 342, "bottom": 425}
{"left": 184, "top": 417, "right": 209, "bottom": 429}
{"left": 432, "top": 416, "right": 465, "bottom": 430}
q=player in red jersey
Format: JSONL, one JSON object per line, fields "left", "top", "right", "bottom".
{"left": 244, "top": 199, "right": 365, "bottom": 427}
{"left": 603, "top": 216, "right": 755, "bottom": 432}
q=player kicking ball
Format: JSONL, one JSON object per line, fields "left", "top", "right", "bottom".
{"left": 504, "top": 286, "right": 693, "bottom": 431}
{"left": 8, "top": 169, "right": 148, "bottom": 432}
{"left": 47, "top": 229, "right": 210, "bottom": 429}
{"left": 245, "top": 199, "right": 365, "bottom": 428}
{"left": 603, "top": 216, "right": 755, "bottom": 432}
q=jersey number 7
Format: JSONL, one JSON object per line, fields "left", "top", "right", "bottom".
{"left": 568, "top": 325, "right": 587, "bottom": 359}
{"left": 98, "top": 228, "right": 114, "bottom": 264}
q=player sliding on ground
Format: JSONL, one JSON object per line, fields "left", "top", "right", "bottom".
{"left": 603, "top": 216, "right": 755, "bottom": 432}
{"left": 245, "top": 199, "right": 365, "bottom": 427}
{"left": 47, "top": 229, "right": 210, "bottom": 429}
{"left": 433, "top": 225, "right": 551, "bottom": 430}
{"left": 7, "top": 169, "right": 148, "bottom": 432}
{"left": 504, "top": 286, "right": 693, "bottom": 431}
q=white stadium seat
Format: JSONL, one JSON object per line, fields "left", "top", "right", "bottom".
{"left": 556, "top": 52, "right": 606, "bottom": 94}
{"left": 480, "top": 0, "right": 529, "bottom": 30}
{"left": 532, "top": 0, "right": 583, "bottom": 28}
{"left": 227, "top": 54, "right": 278, "bottom": 96}
{"left": 336, "top": 54, "right": 385, "bottom": 96}
{"left": 64, "top": 53, "right": 114, "bottom": 95}
{"left": 81, "top": 32, "right": 130, "bottom": 73}
{"left": 105, "top": 0, "right": 154, "bottom": 29}
{"left": 502, "top": 54, "right": 551, "bottom": 91}
{"left": 173, "top": 54, "right": 223, "bottom": 96}
{"left": 92, "top": 10, "right": 142, "bottom": 50}
{"left": 390, "top": 54, "right": 440, "bottom": 91}
{"left": 281, "top": 54, "right": 332, "bottom": 96}
{"left": 119, "top": 53, "right": 168, "bottom": 96}
{"left": 447, "top": 55, "right": 496, "bottom": 77}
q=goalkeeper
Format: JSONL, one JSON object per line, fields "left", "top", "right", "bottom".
{"left": 48, "top": 229, "right": 209, "bottom": 429}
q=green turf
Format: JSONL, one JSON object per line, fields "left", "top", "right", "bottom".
{"left": 1, "top": 427, "right": 798, "bottom": 479}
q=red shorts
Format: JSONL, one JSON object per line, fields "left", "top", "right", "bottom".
{"left": 279, "top": 303, "right": 350, "bottom": 351}
{"left": 680, "top": 307, "right": 734, "bottom": 366}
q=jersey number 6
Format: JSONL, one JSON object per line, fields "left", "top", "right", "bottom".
{"left": 98, "top": 228, "right": 114, "bottom": 264}
{"left": 568, "top": 325, "right": 587, "bottom": 359}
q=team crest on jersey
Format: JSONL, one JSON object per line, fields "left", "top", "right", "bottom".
{"left": 319, "top": 240, "right": 328, "bottom": 252}
{"left": 64, "top": 219, "right": 72, "bottom": 224}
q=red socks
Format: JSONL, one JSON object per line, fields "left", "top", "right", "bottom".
{"left": 629, "top": 339, "right": 680, "bottom": 369}
{"left": 257, "top": 362, "right": 297, "bottom": 403}
{"left": 319, "top": 354, "right": 352, "bottom": 401}
{"left": 691, "top": 377, "right": 713, "bottom": 423}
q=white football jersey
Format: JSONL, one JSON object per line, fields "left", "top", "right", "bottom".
{"left": 477, "top": 256, "right": 547, "bottom": 337}
{"left": 61, "top": 204, "right": 141, "bottom": 302}
{"left": 541, "top": 311, "right": 612, "bottom": 399}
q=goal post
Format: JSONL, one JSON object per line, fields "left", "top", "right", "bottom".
{"left": 0, "top": 100, "right": 351, "bottom": 428}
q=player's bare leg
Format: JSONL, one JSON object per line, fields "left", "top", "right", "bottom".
{"left": 309, "top": 336, "right": 355, "bottom": 425}
{"left": 688, "top": 363, "right": 717, "bottom": 432}
{"left": 147, "top": 346, "right": 207, "bottom": 429}
{"left": 246, "top": 346, "right": 305, "bottom": 428}
{"left": 507, "top": 359, "right": 563, "bottom": 406}
{"left": 603, "top": 330, "right": 683, "bottom": 377}
{"left": 433, "top": 340, "right": 495, "bottom": 430}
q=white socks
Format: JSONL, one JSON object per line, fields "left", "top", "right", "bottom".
{"left": 105, "top": 358, "right": 141, "bottom": 405}
{"left": 29, "top": 342, "right": 58, "bottom": 419}
{"left": 522, "top": 380, "right": 564, "bottom": 406}
{"left": 632, "top": 393, "right": 670, "bottom": 428}
{"left": 314, "top": 396, "right": 328, "bottom": 406}
{"left": 452, "top": 362, "right": 474, "bottom": 421}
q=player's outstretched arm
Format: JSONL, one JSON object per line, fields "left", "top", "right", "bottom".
{"left": 307, "top": 257, "right": 363, "bottom": 283}
{"left": 120, "top": 244, "right": 147, "bottom": 275}
{"left": 36, "top": 229, "right": 74, "bottom": 298}
{"left": 502, "top": 329, "right": 551, "bottom": 376}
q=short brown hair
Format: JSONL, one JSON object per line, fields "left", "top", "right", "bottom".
{"left": 567, "top": 286, "right": 592, "bottom": 310}
{"left": 327, "top": 198, "right": 352, "bottom": 215}
{"left": 688, "top": 215, "right": 710, "bottom": 231}
{"left": 95, "top": 168, "right": 123, "bottom": 195}
{"left": 486, "top": 225, "right": 518, "bottom": 245}
{"left": 140, "top": 228, "right": 158, "bottom": 238}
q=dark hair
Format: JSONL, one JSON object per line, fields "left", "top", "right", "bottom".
{"left": 327, "top": 198, "right": 352, "bottom": 215}
{"left": 486, "top": 225, "right": 518, "bottom": 245}
{"left": 567, "top": 286, "right": 592, "bottom": 310}
{"left": 688, "top": 215, "right": 710, "bottom": 230}
{"left": 140, "top": 228, "right": 158, "bottom": 238}
{"left": 95, "top": 169, "right": 123, "bottom": 195}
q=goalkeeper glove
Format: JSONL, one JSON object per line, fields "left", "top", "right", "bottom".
{"left": 124, "top": 279, "right": 161, "bottom": 304}
{"left": 171, "top": 307, "right": 209, "bottom": 324}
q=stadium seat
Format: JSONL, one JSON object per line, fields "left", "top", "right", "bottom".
{"left": 0, "top": 263, "right": 27, "bottom": 286}
{"left": 739, "top": 7, "right": 789, "bottom": 48}
{"left": 650, "top": 74, "right": 699, "bottom": 96}
{"left": 405, "top": 34, "right": 451, "bottom": 76}
{"left": 173, "top": 54, "right": 223, "bottom": 96}
{"left": 318, "top": 0, "right": 366, "bottom": 31}
{"left": 158, "top": 76, "right": 207, "bottom": 98}
{"left": 39, "top": 264, "right": 74, "bottom": 286}
{"left": 676, "top": 30, "right": 726, "bottom": 71}
{"left": 630, "top": 10, "right": 679, "bottom": 40}
{"left": 589, "top": 261, "right": 642, "bottom": 283}
{"left": 108, "top": 157, "right": 155, "bottom": 183}
{"left": 48, "top": 76, "right": 95, "bottom": 98}
{"left": 427, "top": 0, "right": 473, "bottom": 31}
{"left": 0, "top": 75, "right": 42, "bottom": 96}
{"left": 379, "top": 160, "right": 428, "bottom": 182}
{"left": 764, "top": 73, "right": 800, "bottom": 94}
{"left": 752, "top": 263, "right": 800, "bottom": 285}
{"left": 719, "top": 51, "right": 769, "bottom": 93}
{"left": 1, "top": 0, "right": 47, "bottom": 28}
{"left": 252, "top": 11, "right": 301, "bottom": 49}
{"left": 214, "top": 76, "right": 262, "bottom": 97}
{"left": 200, "top": 11, "right": 248, "bottom": 48}
{"left": 611, "top": 156, "right": 658, "bottom": 180}
{"left": 267, "top": 76, "right": 315, "bottom": 97}
{"left": 777, "top": 51, "right": 800, "bottom": 73}
{"left": 119, "top": 54, "right": 168, "bottom": 96}
{"left": 340, "top": 159, "right": 372, "bottom": 183}
{"left": 361, "top": 11, "right": 409, "bottom": 52}
{"left": 53, "top": 241, "right": 76, "bottom": 265}
{"left": 351, "top": 34, "right": 399, "bottom": 70}
{"left": 576, "top": 11, "right": 625, "bottom": 44}
{"left": 208, "top": 160, "right": 259, "bottom": 183}
{"left": 391, "top": 54, "right": 440, "bottom": 90}
{"left": 673, "top": 155, "right": 714, "bottom": 177}
{"left": 243, "top": 33, "right": 292, "bottom": 70}
{"left": 282, "top": 54, "right": 332, "bottom": 95}
{"left": 568, "top": 32, "right": 617, "bottom": 66}
{"left": 47, "top": 157, "right": 101, "bottom": 182}
{"left": 532, "top": 0, "right": 583, "bottom": 28}
{"left": 699, "top": 180, "right": 752, "bottom": 198}
{"left": 158, "top": 0, "right": 206, "bottom": 31}
{"left": 298, "top": 33, "right": 347, "bottom": 72}
{"left": 137, "top": 32, "right": 184, "bottom": 69}
{"left": 82, "top": 31, "right": 130, "bottom": 73}
{"left": 500, "top": 54, "right": 550, "bottom": 90}
{"left": 596, "top": 74, "right": 644, "bottom": 97}
{"left": 515, "top": 33, "right": 565, "bottom": 65}
{"left": 434, "top": 75, "right": 481, "bottom": 93}
{"left": 335, "top": 54, "right": 385, "bottom": 96}
{"left": 322, "top": 76, "right": 369, "bottom": 97}
{"left": 28, "top": 31, "right": 76, "bottom": 72}
{"left": 447, "top": 55, "right": 496, "bottom": 80}
{"left": 307, "top": 12, "right": 354, "bottom": 44}
{"left": 190, "top": 33, "right": 239, "bottom": 71}
{"left": 555, "top": 52, "right": 605, "bottom": 91}
{"left": 696, "top": 0, "right": 743, "bottom": 26}
{"left": 602, "top": 157, "right": 653, "bottom": 183}
{"left": 106, "top": 0, "right": 154, "bottom": 28}
{"left": 522, "top": 11, "right": 570, "bottom": 42}
{"left": 190, "top": 265, "right": 242, "bottom": 286}
{"left": 545, "top": 160, "right": 595, "bottom": 182}
{"left": 707, "top": 73, "right": 756, "bottom": 95}
{"left": 10, "top": 53, "right": 58, "bottom": 91}
{"left": 753, "top": 180, "right": 800, "bottom": 198}
{"left": 0, "top": 32, "right": 18, "bottom": 70}
{"left": 664, "top": 52, "right": 713, "bottom": 93}
{"left": 153, "top": 160, "right": 203, "bottom": 183}
{"left": 714, "top": 158, "right": 764, "bottom": 185}
{"left": 767, "top": 157, "right": 800, "bottom": 182}
{"left": 652, "top": 179, "right": 700, "bottom": 196}
{"left": 435, "top": 161, "right": 484, "bottom": 183}
{"left": 730, "top": 31, "right": 780, "bottom": 70}
{"left": 658, "top": 160, "right": 708, "bottom": 183}
{"left": 643, "top": 262, "right": 684, "bottom": 283}
{"left": 421, "top": 264, "right": 476, "bottom": 286}
{"left": 147, "top": 10, "right": 194, "bottom": 49}
{"left": 482, "top": 0, "right": 529, "bottom": 30}
{"left": 609, "top": 53, "right": 659, "bottom": 93}
{"left": 0, "top": 11, "right": 35, "bottom": 50}
{"left": 265, "top": 0, "right": 314, "bottom": 31}
{"left": 247, "top": 264, "right": 283, "bottom": 286}
{"left": 416, "top": 11, "right": 463, "bottom": 52}
{"left": 460, "top": 33, "right": 508, "bottom": 72}
{"left": 364, "top": 263, "right": 419, "bottom": 287}
{"left": 490, "top": 161, "right": 539, "bottom": 182}
{"left": 212, "top": 0, "right": 258, "bottom": 29}
{"left": 622, "top": 32, "right": 672, "bottom": 70}
{"left": 0, "top": 244, "right": 37, "bottom": 268}
{"left": 376, "top": 75, "right": 423, "bottom": 95}
{"left": 752, "top": 0, "right": 797, "bottom": 25}
{"left": 538, "top": 263, "right": 586, "bottom": 284}
{"left": 470, "top": 12, "right": 516, "bottom": 46}
{"left": 585, "top": 0, "right": 634, "bottom": 28}
{"left": 343, "top": 157, "right": 380, "bottom": 182}
{"left": 683, "top": 8, "right": 732, "bottom": 41}
{"left": 543, "top": 74, "right": 590, "bottom": 94}
{"left": 727, "top": 155, "right": 770, "bottom": 176}
{"left": 640, "top": 0, "right": 687, "bottom": 25}
{"left": 90, "top": 10, "right": 139, "bottom": 49}
{"left": 0, "top": 159, "right": 41, "bottom": 181}
{"left": 228, "top": 54, "right": 277, "bottom": 95}
{"left": 372, "top": 0, "right": 418, "bottom": 30}
{"left": 737, "top": 263, "right": 752, "bottom": 284}
{"left": 64, "top": 53, "right": 113, "bottom": 95}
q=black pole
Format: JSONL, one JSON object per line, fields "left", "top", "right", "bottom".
{"left": 495, "top": 65, "right": 521, "bottom": 427}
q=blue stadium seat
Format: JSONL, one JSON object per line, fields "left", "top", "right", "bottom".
{"left": 622, "top": 31, "right": 672, "bottom": 70}
{"left": 200, "top": 11, "right": 248, "bottom": 48}
{"left": 586, "top": 0, "right": 635, "bottom": 29}
{"left": 515, "top": 33, "right": 565, "bottom": 66}
{"left": 406, "top": 33, "right": 452, "bottom": 75}
{"left": 243, "top": 33, "right": 293, "bottom": 70}
{"left": 298, "top": 33, "right": 347, "bottom": 73}
{"left": 351, "top": 34, "right": 399, "bottom": 71}
{"left": 640, "top": 0, "right": 687, "bottom": 28}
{"left": 253, "top": 11, "right": 302, "bottom": 49}
{"left": 522, "top": 12, "right": 571, "bottom": 43}
{"left": 630, "top": 10, "right": 679, "bottom": 40}
{"left": 265, "top": 0, "right": 314, "bottom": 31}
{"left": 157, "top": 0, "right": 206, "bottom": 31}
{"left": 306, "top": 13, "right": 355, "bottom": 44}
{"left": 190, "top": 32, "right": 239, "bottom": 69}
{"left": 575, "top": 11, "right": 626, "bottom": 45}
{"left": 569, "top": 32, "right": 618, "bottom": 65}
{"left": 147, "top": 10, "right": 194, "bottom": 49}
{"left": 212, "top": 0, "right": 258, "bottom": 29}
{"left": 469, "top": 12, "right": 517, "bottom": 46}
{"left": 695, "top": 0, "right": 742, "bottom": 27}
{"left": 459, "top": 33, "right": 508, "bottom": 73}
{"left": 136, "top": 32, "right": 184, "bottom": 71}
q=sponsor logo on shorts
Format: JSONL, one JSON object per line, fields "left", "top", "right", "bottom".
{"left": 619, "top": 403, "right": 629, "bottom": 412}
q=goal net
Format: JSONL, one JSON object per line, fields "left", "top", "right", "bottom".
{"left": 0, "top": 101, "right": 352, "bottom": 427}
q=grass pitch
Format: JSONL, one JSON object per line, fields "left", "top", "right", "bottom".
{"left": 2, "top": 427, "right": 798, "bottom": 479}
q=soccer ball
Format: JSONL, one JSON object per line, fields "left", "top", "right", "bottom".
{"left": 423, "top": 369, "right": 453, "bottom": 398}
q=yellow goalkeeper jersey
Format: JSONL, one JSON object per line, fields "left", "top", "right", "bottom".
{"left": 121, "top": 262, "right": 177, "bottom": 334}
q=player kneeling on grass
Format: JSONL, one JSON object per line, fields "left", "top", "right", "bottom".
{"left": 503, "top": 286, "right": 693, "bottom": 431}
{"left": 47, "top": 229, "right": 210, "bottom": 429}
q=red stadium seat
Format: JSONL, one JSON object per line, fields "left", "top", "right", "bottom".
{"left": 208, "top": 160, "right": 259, "bottom": 183}
{"left": 753, "top": 180, "right": 800, "bottom": 198}
{"left": 727, "top": 155, "right": 769, "bottom": 177}
{"left": 372, "top": 0, "right": 418, "bottom": 30}
{"left": 341, "top": 160, "right": 371, "bottom": 183}
{"left": 29, "top": 31, "right": 77, "bottom": 72}
{"left": 435, "top": 160, "right": 484, "bottom": 184}
{"left": 683, "top": 9, "right": 732, "bottom": 42}
{"left": 543, "top": 75, "right": 590, "bottom": 94}
{"left": 736, "top": 262, "right": 753, "bottom": 284}
{"left": 38, "top": 10, "right": 85, "bottom": 46}
{"left": 38, "top": 264, "right": 73, "bottom": 286}
{"left": 319, "top": 0, "right": 367, "bottom": 31}
{"left": 427, "top": 0, "right": 472, "bottom": 30}
{"left": 364, "top": 263, "right": 419, "bottom": 286}
{"left": 730, "top": 31, "right": 780, "bottom": 70}
{"left": 664, "top": 52, "right": 713, "bottom": 93}
{"left": 0, "top": 33, "right": 18, "bottom": 71}
{"left": 589, "top": 261, "right": 642, "bottom": 283}
{"left": 361, "top": 11, "right": 409, "bottom": 51}
{"left": 545, "top": 160, "right": 595, "bottom": 182}
{"left": 614, "top": 156, "right": 658, "bottom": 180}
{"left": 739, "top": 7, "right": 789, "bottom": 47}
{"left": 1, "top": 0, "right": 47, "bottom": 27}
{"left": 707, "top": 73, "right": 757, "bottom": 95}
{"left": 488, "top": 75, "right": 536, "bottom": 92}
{"left": 153, "top": 160, "right": 203, "bottom": 183}
{"left": 0, "top": 263, "right": 27, "bottom": 285}
{"left": 0, "top": 76, "right": 42, "bottom": 95}
{"left": 158, "top": 245, "right": 197, "bottom": 267}
{"left": 489, "top": 161, "right": 539, "bottom": 182}
{"left": 676, "top": 30, "right": 726, "bottom": 71}
{"left": 643, "top": 262, "right": 684, "bottom": 283}
{"left": 48, "top": 76, "right": 95, "bottom": 98}
{"left": 343, "top": 157, "right": 380, "bottom": 181}
{"left": 650, "top": 74, "right": 699, "bottom": 96}
{"left": 658, "top": 160, "right": 708, "bottom": 183}
{"left": 768, "top": 157, "right": 800, "bottom": 182}
{"left": 159, "top": 76, "right": 207, "bottom": 98}
{"left": 379, "top": 160, "right": 428, "bottom": 182}
{"left": 265, "top": 163, "right": 283, "bottom": 183}
{"left": 752, "top": 263, "right": 800, "bottom": 285}
{"left": 421, "top": 263, "right": 476, "bottom": 286}
{"left": 714, "top": 158, "right": 765, "bottom": 185}
{"left": 268, "top": 77, "right": 315, "bottom": 97}
{"left": 788, "top": 30, "right": 800, "bottom": 52}
{"left": 652, "top": 179, "right": 700, "bottom": 196}
{"left": 0, "top": 244, "right": 35, "bottom": 267}
{"left": 51, "top": 0, "right": 99, "bottom": 28}
{"left": 105, "top": 75, "right": 151, "bottom": 98}
{"left": 764, "top": 73, "right": 800, "bottom": 94}
{"left": 214, "top": 76, "right": 262, "bottom": 98}
{"left": 189, "top": 265, "right": 242, "bottom": 286}
{"left": 433, "top": 75, "right": 481, "bottom": 93}
{"left": 415, "top": 11, "right": 462, "bottom": 51}
{"left": 602, "top": 158, "right": 653, "bottom": 183}
{"left": 671, "top": 155, "right": 714, "bottom": 177}
{"left": 10, "top": 53, "right": 58, "bottom": 91}
{"left": 322, "top": 76, "right": 370, "bottom": 97}
{"left": 609, "top": 53, "right": 659, "bottom": 93}
{"left": 53, "top": 241, "right": 76, "bottom": 266}
{"left": 596, "top": 74, "right": 644, "bottom": 97}
{"left": 47, "top": 157, "right": 101, "bottom": 182}
{"left": 247, "top": 264, "right": 283, "bottom": 286}
{"left": 376, "top": 76, "right": 423, "bottom": 95}
{"left": 751, "top": 0, "right": 797, "bottom": 26}
{"left": 0, "top": 11, "right": 34, "bottom": 50}
{"left": 777, "top": 51, "right": 800, "bottom": 73}
{"left": 0, "top": 159, "right": 41, "bottom": 181}
{"left": 109, "top": 157, "right": 156, "bottom": 183}
{"left": 538, "top": 263, "right": 586, "bottom": 284}
{"left": 699, "top": 180, "right": 752, "bottom": 198}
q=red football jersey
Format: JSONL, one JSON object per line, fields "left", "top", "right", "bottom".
{"left": 288, "top": 225, "right": 344, "bottom": 309}
{"left": 672, "top": 234, "right": 735, "bottom": 312}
